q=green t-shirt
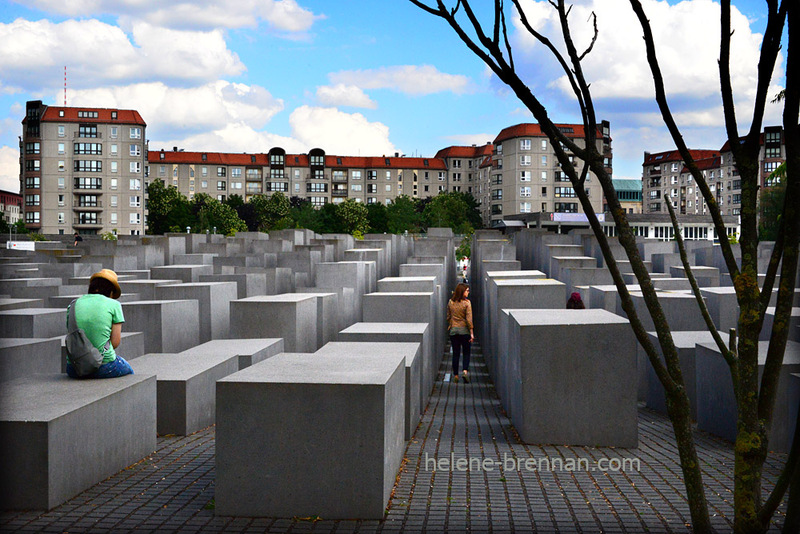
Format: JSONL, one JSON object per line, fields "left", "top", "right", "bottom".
{"left": 67, "top": 294, "right": 125, "bottom": 364}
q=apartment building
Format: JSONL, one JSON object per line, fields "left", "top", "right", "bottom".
{"left": 642, "top": 126, "right": 786, "bottom": 217}
{"left": 485, "top": 122, "right": 612, "bottom": 226}
{"left": 607, "top": 179, "right": 642, "bottom": 214}
{"left": 0, "top": 189, "right": 22, "bottom": 225}
{"left": 20, "top": 101, "right": 147, "bottom": 235}
{"left": 150, "top": 147, "right": 449, "bottom": 207}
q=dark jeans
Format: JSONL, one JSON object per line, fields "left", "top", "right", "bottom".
{"left": 451, "top": 334, "right": 471, "bottom": 375}
{"left": 67, "top": 356, "right": 134, "bottom": 379}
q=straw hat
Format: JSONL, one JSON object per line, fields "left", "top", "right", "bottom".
{"left": 90, "top": 269, "right": 121, "bottom": 299}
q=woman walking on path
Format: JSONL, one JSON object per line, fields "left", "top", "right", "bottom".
{"left": 447, "top": 282, "right": 474, "bottom": 383}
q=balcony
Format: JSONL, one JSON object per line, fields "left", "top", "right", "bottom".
{"left": 332, "top": 174, "right": 348, "bottom": 182}
{"left": 73, "top": 217, "right": 103, "bottom": 227}
{"left": 73, "top": 200, "right": 103, "bottom": 210}
{"left": 331, "top": 189, "right": 348, "bottom": 197}
{"left": 74, "top": 132, "right": 103, "bottom": 139}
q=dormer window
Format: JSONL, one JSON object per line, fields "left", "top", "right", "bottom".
{"left": 251, "top": 155, "right": 256, "bottom": 163}
{"left": 202, "top": 153, "right": 207, "bottom": 161}
{"left": 111, "top": 111, "right": 117, "bottom": 120}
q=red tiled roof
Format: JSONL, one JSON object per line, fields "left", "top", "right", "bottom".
{"left": 38, "top": 106, "right": 146, "bottom": 126}
{"left": 643, "top": 149, "right": 718, "bottom": 166}
{"left": 434, "top": 144, "right": 493, "bottom": 159}
{"left": 687, "top": 156, "right": 722, "bottom": 173}
{"left": 493, "top": 123, "right": 602, "bottom": 144}
{"left": 148, "top": 151, "right": 448, "bottom": 170}
{"left": 720, "top": 133, "right": 765, "bottom": 152}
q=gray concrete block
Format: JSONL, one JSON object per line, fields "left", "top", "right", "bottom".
{"left": 338, "top": 322, "right": 430, "bottom": 415}
{"left": 0, "top": 374, "right": 156, "bottom": 510}
{"left": 119, "top": 279, "right": 182, "bottom": 300}
{"left": 216, "top": 350, "right": 405, "bottom": 519}
{"left": 317, "top": 341, "right": 420, "bottom": 440}
{"left": 121, "top": 300, "right": 200, "bottom": 353}
{"left": 507, "top": 309, "right": 637, "bottom": 447}
{"left": 626, "top": 291, "right": 706, "bottom": 331}
{"left": 295, "top": 292, "right": 338, "bottom": 348}
{"left": 0, "top": 308, "right": 66, "bottom": 338}
{"left": 700, "top": 286, "right": 739, "bottom": 333}
{"left": 588, "top": 284, "right": 640, "bottom": 312}
{"left": 549, "top": 256, "right": 596, "bottom": 281}
{"left": 0, "top": 338, "right": 62, "bottom": 382}
{"left": 150, "top": 265, "right": 213, "bottom": 283}
{"left": 230, "top": 294, "right": 318, "bottom": 352}
{"left": 172, "top": 253, "right": 217, "bottom": 266}
{"left": 131, "top": 351, "right": 240, "bottom": 435}
{"left": 760, "top": 307, "right": 800, "bottom": 341}
{"left": 179, "top": 338, "right": 284, "bottom": 370}
{"left": 155, "top": 282, "right": 237, "bottom": 342}
{"left": 198, "top": 273, "right": 266, "bottom": 299}
{"left": 652, "top": 278, "right": 692, "bottom": 291}
{"left": 669, "top": 265, "right": 720, "bottom": 287}
{"left": 642, "top": 331, "right": 716, "bottom": 419}
{"left": 696, "top": 340, "right": 800, "bottom": 452}
{"left": 0, "top": 298, "right": 44, "bottom": 311}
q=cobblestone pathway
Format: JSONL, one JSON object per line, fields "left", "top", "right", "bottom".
{"left": 0, "top": 343, "right": 789, "bottom": 533}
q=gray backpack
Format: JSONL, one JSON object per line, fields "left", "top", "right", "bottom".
{"left": 66, "top": 299, "right": 109, "bottom": 377}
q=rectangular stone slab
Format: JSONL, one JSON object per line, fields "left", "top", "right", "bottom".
{"left": 0, "top": 374, "right": 156, "bottom": 510}
{"left": 178, "top": 338, "right": 284, "bottom": 369}
{"left": 132, "top": 352, "right": 240, "bottom": 435}
{"left": 0, "top": 337, "right": 62, "bottom": 382}
{"left": 215, "top": 350, "right": 405, "bottom": 519}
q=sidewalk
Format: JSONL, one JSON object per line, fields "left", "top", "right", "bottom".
{"left": 0, "top": 343, "right": 789, "bottom": 532}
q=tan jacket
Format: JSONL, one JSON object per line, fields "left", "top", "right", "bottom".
{"left": 447, "top": 298, "right": 473, "bottom": 331}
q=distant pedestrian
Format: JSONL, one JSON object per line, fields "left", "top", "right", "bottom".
{"left": 566, "top": 292, "right": 585, "bottom": 309}
{"left": 73, "top": 232, "right": 83, "bottom": 247}
{"left": 447, "top": 282, "right": 474, "bottom": 383}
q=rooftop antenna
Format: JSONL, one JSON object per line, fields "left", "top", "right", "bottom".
{"left": 64, "top": 66, "right": 67, "bottom": 106}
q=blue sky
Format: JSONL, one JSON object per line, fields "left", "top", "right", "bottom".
{"left": 0, "top": 0, "right": 786, "bottom": 192}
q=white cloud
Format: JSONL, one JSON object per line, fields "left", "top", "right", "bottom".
{"left": 316, "top": 84, "right": 377, "bottom": 109}
{"left": 442, "top": 134, "right": 495, "bottom": 146}
{"left": 153, "top": 123, "right": 305, "bottom": 155}
{"left": 0, "top": 18, "right": 244, "bottom": 93}
{"left": 329, "top": 65, "right": 470, "bottom": 96}
{"left": 512, "top": 0, "right": 779, "bottom": 103}
{"left": 289, "top": 106, "right": 398, "bottom": 155}
{"left": 63, "top": 81, "right": 284, "bottom": 137}
{"left": 0, "top": 146, "right": 20, "bottom": 192}
{"left": 13, "top": 0, "right": 322, "bottom": 32}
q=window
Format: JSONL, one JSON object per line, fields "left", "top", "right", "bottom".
{"left": 367, "top": 170, "right": 377, "bottom": 180}
{"left": 201, "top": 180, "right": 208, "bottom": 189}
{"left": 386, "top": 171, "right": 392, "bottom": 180}
{"left": 491, "top": 189, "right": 503, "bottom": 200}
{"left": 74, "top": 160, "right": 102, "bottom": 172}
{"left": 217, "top": 181, "right": 226, "bottom": 191}
{"left": 129, "top": 144, "right": 141, "bottom": 156}
{"left": 367, "top": 184, "right": 377, "bottom": 194}
{"left": 78, "top": 125, "right": 98, "bottom": 138}
{"left": 766, "top": 146, "right": 781, "bottom": 158}
{"left": 129, "top": 162, "right": 141, "bottom": 173}
{"left": 309, "top": 196, "right": 327, "bottom": 207}
{"left": 130, "top": 195, "right": 141, "bottom": 207}
{"left": 231, "top": 182, "right": 242, "bottom": 190}
{"left": 295, "top": 183, "right": 300, "bottom": 192}
{"left": 491, "top": 204, "right": 502, "bottom": 215}
{"left": 110, "top": 212, "right": 118, "bottom": 224}
{"left": 58, "top": 176, "right": 65, "bottom": 189}
{"left": 385, "top": 184, "right": 392, "bottom": 192}
{"left": 438, "top": 172, "right": 446, "bottom": 181}
{"left": 307, "top": 183, "right": 328, "bottom": 193}
{"left": 58, "top": 125, "right": 65, "bottom": 137}
{"left": 541, "top": 139, "right": 547, "bottom": 150}
{"left": 129, "top": 178, "right": 141, "bottom": 190}
{"left": 555, "top": 187, "right": 576, "bottom": 197}
{"left": 25, "top": 194, "right": 40, "bottom": 206}
{"left": 58, "top": 143, "right": 65, "bottom": 154}
{"left": 351, "top": 184, "right": 362, "bottom": 192}
{"left": 130, "top": 127, "right": 142, "bottom": 139}
{"left": 110, "top": 177, "right": 118, "bottom": 190}
{"left": 350, "top": 170, "right": 362, "bottom": 180}
{"left": 520, "top": 202, "right": 532, "bottom": 213}
{"left": 541, "top": 155, "right": 547, "bottom": 166}
{"left": 541, "top": 171, "right": 548, "bottom": 182}
{"left": 58, "top": 212, "right": 65, "bottom": 224}
{"left": 74, "top": 143, "right": 103, "bottom": 155}
{"left": 520, "top": 139, "right": 531, "bottom": 150}
{"left": 520, "top": 186, "right": 531, "bottom": 197}
{"left": 130, "top": 213, "right": 141, "bottom": 225}
{"left": 25, "top": 212, "right": 40, "bottom": 224}
{"left": 671, "top": 162, "right": 679, "bottom": 172}
{"left": 541, "top": 186, "right": 547, "bottom": 196}
{"left": 110, "top": 195, "right": 118, "bottom": 207}
{"left": 58, "top": 161, "right": 65, "bottom": 172}
{"left": 270, "top": 153, "right": 284, "bottom": 166}
{"left": 25, "top": 160, "right": 41, "bottom": 172}
{"left": 24, "top": 142, "right": 40, "bottom": 154}
{"left": 733, "top": 194, "right": 742, "bottom": 204}
{"left": 217, "top": 167, "right": 226, "bottom": 177}
{"left": 452, "top": 173, "right": 461, "bottom": 182}
{"left": 453, "top": 159, "right": 462, "bottom": 168}
{"left": 58, "top": 194, "right": 65, "bottom": 206}
{"left": 520, "top": 155, "right": 531, "bottom": 166}
{"left": 231, "top": 168, "right": 242, "bottom": 178}
{"left": 555, "top": 202, "right": 578, "bottom": 213}
{"left": 310, "top": 154, "right": 324, "bottom": 166}
{"left": 77, "top": 110, "right": 98, "bottom": 118}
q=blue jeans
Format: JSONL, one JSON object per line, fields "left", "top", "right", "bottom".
{"left": 451, "top": 334, "right": 471, "bottom": 375}
{"left": 67, "top": 356, "right": 134, "bottom": 379}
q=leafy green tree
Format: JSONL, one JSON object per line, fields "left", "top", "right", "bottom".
{"left": 336, "top": 198, "right": 370, "bottom": 235}
{"left": 224, "top": 194, "right": 244, "bottom": 210}
{"left": 387, "top": 195, "right": 422, "bottom": 234}
{"left": 196, "top": 198, "right": 247, "bottom": 236}
{"left": 250, "top": 192, "right": 291, "bottom": 231}
{"left": 422, "top": 191, "right": 475, "bottom": 234}
{"left": 12, "top": 220, "right": 28, "bottom": 234}
{"left": 318, "top": 202, "right": 344, "bottom": 234}
{"left": 0, "top": 213, "right": 9, "bottom": 234}
{"left": 366, "top": 201, "right": 389, "bottom": 233}
{"left": 289, "top": 199, "right": 320, "bottom": 230}
{"left": 146, "top": 179, "right": 192, "bottom": 234}
{"left": 758, "top": 163, "right": 786, "bottom": 241}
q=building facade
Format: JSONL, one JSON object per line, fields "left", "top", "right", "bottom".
{"left": 0, "top": 189, "right": 22, "bottom": 226}
{"left": 642, "top": 126, "right": 786, "bottom": 217}
{"left": 607, "top": 179, "right": 642, "bottom": 214}
{"left": 20, "top": 101, "right": 147, "bottom": 235}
